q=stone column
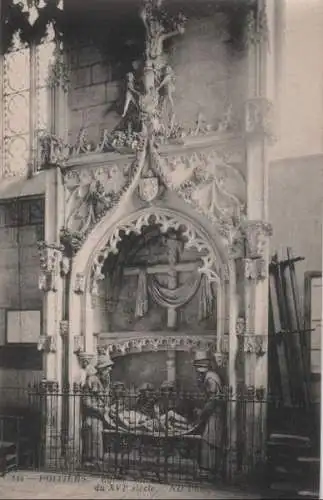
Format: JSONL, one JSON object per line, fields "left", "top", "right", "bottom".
{"left": 242, "top": 0, "right": 275, "bottom": 479}
{"left": 38, "top": 167, "right": 65, "bottom": 466}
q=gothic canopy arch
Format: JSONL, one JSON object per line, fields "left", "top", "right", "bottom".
{"left": 72, "top": 207, "right": 229, "bottom": 297}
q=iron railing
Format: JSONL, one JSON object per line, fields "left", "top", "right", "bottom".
{"left": 0, "top": 384, "right": 319, "bottom": 486}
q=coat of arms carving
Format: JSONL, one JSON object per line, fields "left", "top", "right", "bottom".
{"left": 138, "top": 175, "right": 160, "bottom": 202}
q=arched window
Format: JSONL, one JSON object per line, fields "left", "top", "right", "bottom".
{"left": 0, "top": 0, "right": 64, "bottom": 179}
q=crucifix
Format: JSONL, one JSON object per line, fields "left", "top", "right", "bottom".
{"left": 122, "top": 236, "right": 200, "bottom": 384}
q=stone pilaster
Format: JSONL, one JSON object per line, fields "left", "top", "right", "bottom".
{"left": 38, "top": 379, "right": 61, "bottom": 469}
{"left": 243, "top": 0, "right": 275, "bottom": 479}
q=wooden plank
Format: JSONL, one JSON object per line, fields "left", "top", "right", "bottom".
{"left": 277, "top": 251, "right": 302, "bottom": 404}
{"left": 283, "top": 248, "right": 310, "bottom": 407}
{"left": 268, "top": 263, "right": 292, "bottom": 406}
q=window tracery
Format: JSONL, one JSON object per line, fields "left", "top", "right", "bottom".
{"left": 1, "top": 2, "right": 62, "bottom": 178}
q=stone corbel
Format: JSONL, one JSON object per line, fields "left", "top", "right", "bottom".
{"left": 37, "top": 335, "right": 57, "bottom": 353}
{"left": 245, "top": 97, "right": 274, "bottom": 140}
{"left": 243, "top": 258, "right": 267, "bottom": 281}
{"left": 73, "top": 335, "right": 85, "bottom": 354}
{"left": 238, "top": 334, "right": 267, "bottom": 357}
{"left": 74, "top": 273, "right": 85, "bottom": 294}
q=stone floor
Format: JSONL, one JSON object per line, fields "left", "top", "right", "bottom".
{"left": 0, "top": 471, "right": 263, "bottom": 499}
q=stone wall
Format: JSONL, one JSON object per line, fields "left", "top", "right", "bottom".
{"left": 269, "top": 154, "right": 323, "bottom": 305}
{"left": 0, "top": 200, "right": 44, "bottom": 394}
{"left": 66, "top": 14, "right": 248, "bottom": 145}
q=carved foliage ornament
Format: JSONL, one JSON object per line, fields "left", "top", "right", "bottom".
{"left": 102, "top": 336, "right": 220, "bottom": 358}
{"left": 151, "top": 147, "right": 246, "bottom": 247}
{"left": 64, "top": 165, "right": 127, "bottom": 236}
{"left": 90, "top": 211, "right": 221, "bottom": 295}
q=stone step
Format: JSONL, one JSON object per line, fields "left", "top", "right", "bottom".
{"left": 270, "top": 433, "right": 311, "bottom": 445}
{"left": 297, "top": 457, "right": 320, "bottom": 464}
{"left": 297, "top": 490, "right": 319, "bottom": 499}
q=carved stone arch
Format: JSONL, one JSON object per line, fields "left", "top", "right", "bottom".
{"left": 68, "top": 206, "right": 234, "bottom": 379}
{"left": 85, "top": 207, "right": 229, "bottom": 295}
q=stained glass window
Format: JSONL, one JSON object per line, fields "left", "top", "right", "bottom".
{"left": 1, "top": 2, "right": 63, "bottom": 179}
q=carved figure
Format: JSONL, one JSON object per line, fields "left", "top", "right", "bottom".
{"left": 122, "top": 72, "right": 139, "bottom": 118}
{"left": 104, "top": 381, "right": 192, "bottom": 435}
{"left": 140, "top": 1, "right": 185, "bottom": 73}
{"left": 158, "top": 65, "right": 176, "bottom": 123}
{"left": 81, "top": 353, "right": 114, "bottom": 468}
{"left": 193, "top": 350, "right": 224, "bottom": 477}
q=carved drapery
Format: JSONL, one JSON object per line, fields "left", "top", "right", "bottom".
{"left": 88, "top": 210, "right": 223, "bottom": 297}
{"left": 155, "top": 147, "right": 246, "bottom": 244}
{"left": 148, "top": 272, "right": 202, "bottom": 309}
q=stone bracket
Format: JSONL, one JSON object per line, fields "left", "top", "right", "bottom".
{"left": 37, "top": 335, "right": 57, "bottom": 353}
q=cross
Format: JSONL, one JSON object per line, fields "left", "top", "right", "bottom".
{"left": 123, "top": 237, "right": 200, "bottom": 329}
{"left": 123, "top": 238, "right": 200, "bottom": 384}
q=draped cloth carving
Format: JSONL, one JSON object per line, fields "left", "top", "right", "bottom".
{"left": 134, "top": 271, "right": 214, "bottom": 321}
{"left": 135, "top": 270, "right": 149, "bottom": 318}
{"left": 198, "top": 274, "right": 214, "bottom": 322}
{"left": 149, "top": 273, "right": 202, "bottom": 309}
